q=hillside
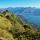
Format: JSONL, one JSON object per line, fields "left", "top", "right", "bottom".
{"left": 0, "top": 10, "right": 40, "bottom": 40}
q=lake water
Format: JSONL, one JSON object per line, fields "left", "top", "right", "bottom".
{"left": 24, "top": 15, "right": 40, "bottom": 25}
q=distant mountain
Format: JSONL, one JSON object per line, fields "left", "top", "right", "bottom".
{"left": 0, "top": 7, "right": 40, "bottom": 16}
{"left": 6, "top": 7, "right": 40, "bottom": 16}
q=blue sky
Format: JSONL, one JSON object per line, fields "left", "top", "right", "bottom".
{"left": 0, "top": 0, "right": 40, "bottom": 8}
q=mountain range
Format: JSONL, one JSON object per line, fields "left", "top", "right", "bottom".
{"left": 0, "top": 7, "right": 40, "bottom": 15}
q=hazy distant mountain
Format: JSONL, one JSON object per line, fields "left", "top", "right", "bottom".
{"left": 0, "top": 7, "right": 40, "bottom": 16}
{"left": 6, "top": 7, "right": 40, "bottom": 16}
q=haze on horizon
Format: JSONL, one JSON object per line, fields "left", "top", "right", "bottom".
{"left": 0, "top": 0, "right": 40, "bottom": 8}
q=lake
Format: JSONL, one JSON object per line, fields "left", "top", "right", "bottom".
{"left": 24, "top": 15, "right": 40, "bottom": 25}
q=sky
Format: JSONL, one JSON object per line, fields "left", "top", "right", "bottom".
{"left": 0, "top": 0, "right": 40, "bottom": 8}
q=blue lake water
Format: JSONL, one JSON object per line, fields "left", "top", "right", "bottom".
{"left": 24, "top": 15, "right": 40, "bottom": 25}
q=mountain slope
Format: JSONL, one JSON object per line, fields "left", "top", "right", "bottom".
{"left": 0, "top": 10, "right": 40, "bottom": 40}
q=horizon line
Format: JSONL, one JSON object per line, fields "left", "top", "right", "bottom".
{"left": 0, "top": 6, "right": 40, "bottom": 9}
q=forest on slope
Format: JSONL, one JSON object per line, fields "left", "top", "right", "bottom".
{"left": 0, "top": 10, "right": 40, "bottom": 40}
